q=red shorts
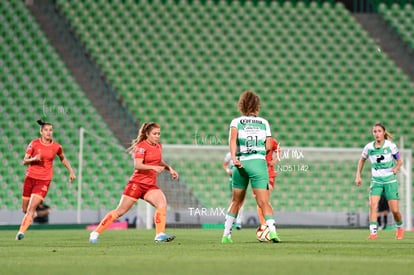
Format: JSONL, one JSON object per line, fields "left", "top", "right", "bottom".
{"left": 122, "top": 180, "right": 159, "bottom": 200}
{"left": 23, "top": 176, "right": 51, "bottom": 200}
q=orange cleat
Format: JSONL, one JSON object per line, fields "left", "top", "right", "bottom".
{"left": 395, "top": 228, "right": 404, "bottom": 240}
{"left": 368, "top": 234, "right": 378, "bottom": 240}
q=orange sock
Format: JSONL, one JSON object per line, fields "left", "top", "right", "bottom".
{"left": 95, "top": 210, "right": 119, "bottom": 233}
{"left": 154, "top": 208, "right": 166, "bottom": 235}
{"left": 257, "top": 205, "right": 266, "bottom": 226}
{"left": 18, "top": 215, "right": 33, "bottom": 233}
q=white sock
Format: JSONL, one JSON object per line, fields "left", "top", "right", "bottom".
{"left": 369, "top": 223, "right": 377, "bottom": 234}
{"left": 266, "top": 218, "right": 277, "bottom": 234}
{"left": 236, "top": 206, "right": 244, "bottom": 224}
{"left": 223, "top": 214, "right": 236, "bottom": 237}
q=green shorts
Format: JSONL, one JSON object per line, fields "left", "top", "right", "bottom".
{"left": 369, "top": 181, "right": 399, "bottom": 200}
{"left": 232, "top": 158, "right": 269, "bottom": 190}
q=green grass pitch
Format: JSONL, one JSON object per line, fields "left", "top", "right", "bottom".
{"left": 1, "top": 228, "right": 413, "bottom": 275}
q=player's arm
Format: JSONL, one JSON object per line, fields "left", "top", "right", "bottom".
{"left": 22, "top": 153, "right": 41, "bottom": 165}
{"left": 134, "top": 158, "right": 165, "bottom": 173}
{"left": 229, "top": 127, "right": 241, "bottom": 168}
{"left": 58, "top": 152, "right": 76, "bottom": 182}
{"left": 355, "top": 157, "right": 366, "bottom": 186}
{"left": 392, "top": 152, "right": 403, "bottom": 174}
{"left": 265, "top": 136, "right": 272, "bottom": 152}
{"left": 159, "top": 159, "right": 179, "bottom": 179}
{"left": 223, "top": 161, "right": 232, "bottom": 175}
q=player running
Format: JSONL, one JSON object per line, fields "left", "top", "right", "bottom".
{"left": 16, "top": 120, "right": 75, "bottom": 240}
{"left": 355, "top": 122, "right": 404, "bottom": 240}
{"left": 222, "top": 91, "right": 281, "bottom": 243}
{"left": 89, "top": 122, "right": 178, "bottom": 243}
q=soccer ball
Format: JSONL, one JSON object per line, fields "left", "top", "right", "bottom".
{"left": 256, "top": 225, "right": 270, "bottom": 242}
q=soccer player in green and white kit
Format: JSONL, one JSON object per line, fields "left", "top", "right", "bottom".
{"left": 222, "top": 91, "right": 281, "bottom": 243}
{"left": 355, "top": 123, "right": 404, "bottom": 240}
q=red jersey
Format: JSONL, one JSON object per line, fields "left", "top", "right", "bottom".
{"left": 25, "top": 138, "right": 63, "bottom": 181}
{"left": 266, "top": 138, "right": 279, "bottom": 178}
{"left": 129, "top": 140, "right": 162, "bottom": 185}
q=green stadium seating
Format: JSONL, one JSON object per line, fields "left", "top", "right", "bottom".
{"left": 378, "top": 2, "right": 414, "bottom": 49}
{"left": 0, "top": 0, "right": 131, "bottom": 211}
{"left": 3, "top": 0, "right": 413, "bottom": 213}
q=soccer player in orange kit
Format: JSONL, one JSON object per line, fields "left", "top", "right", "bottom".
{"left": 16, "top": 120, "right": 75, "bottom": 240}
{"left": 89, "top": 122, "right": 179, "bottom": 243}
{"left": 256, "top": 137, "right": 280, "bottom": 226}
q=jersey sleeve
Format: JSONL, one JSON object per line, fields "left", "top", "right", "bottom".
{"left": 229, "top": 118, "right": 238, "bottom": 128}
{"left": 361, "top": 144, "right": 369, "bottom": 159}
{"left": 390, "top": 142, "right": 399, "bottom": 155}
{"left": 25, "top": 141, "right": 34, "bottom": 155}
{"left": 57, "top": 144, "right": 63, "bottom": 156}
{"left": 134, "top": 146, "right": 146, "bottom": 159}
{"left": 264, "top": 119, "right": 271, "bottom": 137}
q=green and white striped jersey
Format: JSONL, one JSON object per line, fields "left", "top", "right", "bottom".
{"left": 230, "top": 116, "right": 271, "bottom": 161}
{"left": 361, "top": 140, "right": 399, "bottom": 184}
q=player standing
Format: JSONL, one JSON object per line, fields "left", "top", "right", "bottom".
{"left": 355, "top": 122, "right": 404, "bottom": 240}
{"left": 89, "top": 122, "right": 178, "bottom": 243}
{"left": 16, "top": 120, "right": 75, "bottom": 240}
{"left": 222, "top": 91, "right": 281, "bottom": 243}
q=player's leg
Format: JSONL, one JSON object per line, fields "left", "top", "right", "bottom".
{"left": 257, "top": 178, "right": 274, "bottom": 226}
{"left": 249, "top": 160, "right": 280, "bottom": 243}
{"left": 144, "top": 189, "right": 175, "bottom": 242}
{"left": 21, "top": 198, "right": 29, "bottom": 214}
{"left": 368, "top": 195, "right": 381, "bottom": 239}
{"left": 222, "top": 187, "right": 247, "bottom": 243}
{"left": 253, "top": 188, "right": 280, "bottom": 243}
{"left": 16, "top": 194, "right": 43, "bottom": 240}
{"left": 89, "top": 195, "right": 136, "bottom": 243}
{"left": 235, "top": 198, "right": 245, "bottom": 230}
{"left": 385, "top": 182, "right": 404, "bottom": 239}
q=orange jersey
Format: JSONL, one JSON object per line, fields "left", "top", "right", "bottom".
{"left": 266, "top": 138, "right": 279, "bottom": 178}
{"left": 128, "top": 140, "right": 162, "bottom": 185}
{"left": 25, "top": 138, "right": 63, "bottom": 181}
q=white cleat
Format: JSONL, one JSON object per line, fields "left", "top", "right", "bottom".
{"left": 89, "top": 231, "right": 99, "bottom": 243}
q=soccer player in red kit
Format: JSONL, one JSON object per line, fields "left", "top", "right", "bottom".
{"left": 89, "top": 122, "right": 179, "bottom": 243}
{"left": 16, "top": 120, "right": 75, "bottom": 240}
{"left": 257, "top": 137, "right": 280, "bottom": 226}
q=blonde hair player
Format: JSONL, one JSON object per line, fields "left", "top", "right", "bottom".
{"left": 16, "top": 120, "right": 75, "bottom": 240}
{"left": 355, "top": 122, "right": 404, "bottom": 240}
{"left": 89, "top": 122, "right": 178, "bottom": 243}
{"left": 222, "top": 91, "right": 281, "bottom": 243}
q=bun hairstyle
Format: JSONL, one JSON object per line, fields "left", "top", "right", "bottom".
{"left": 374, "top": 122, "right": 394, "bottom": 140}
{"left": 37, "top": 119, "right": 52, "bottom": 130}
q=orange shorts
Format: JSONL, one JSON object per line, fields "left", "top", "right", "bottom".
{"left": 23, "top": 176, "right": 51, "bottom": 200}
{"left": 269, "top": 176, "right": 275, "bottom": 188}
{"left": 122, "top": 180, "right": 159, "bottom": 200}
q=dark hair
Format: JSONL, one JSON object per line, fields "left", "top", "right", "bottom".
{"left": 37, "top": 119, "right": 52, "bottom": 130}
{"left": 127, "top": 122, "right": 161, "bottom": 153}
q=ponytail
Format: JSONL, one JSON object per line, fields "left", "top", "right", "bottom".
{"left": 126, "top": 122, "right": 160, "bottom": 153}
